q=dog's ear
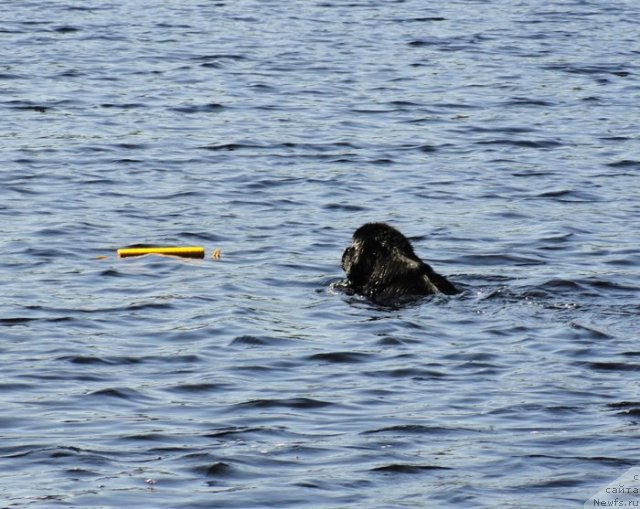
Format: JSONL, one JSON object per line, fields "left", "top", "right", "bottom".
{"left": 390, "top": 247, "right": 422, "bottom": 273}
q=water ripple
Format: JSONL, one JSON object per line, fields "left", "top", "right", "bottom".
{"left": 1, "top": 0, "right": 639, "bottom": 507}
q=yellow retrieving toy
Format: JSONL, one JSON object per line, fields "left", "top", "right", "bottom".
{"left": 117, "top": 246, "right": 205, "bottom": 259}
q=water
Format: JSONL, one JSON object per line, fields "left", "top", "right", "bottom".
{"left": 1, "top": 1, "right": 639, "bottom": 507}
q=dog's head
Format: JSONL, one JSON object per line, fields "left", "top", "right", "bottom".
{"left": 341, "top": 223, "right": 423, "bottom": 290}
{"left": 342, "top": 222, "right": 459, "bottom": 301}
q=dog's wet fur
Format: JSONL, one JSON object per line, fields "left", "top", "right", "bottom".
{"left": 341, "top": 223, "right": 458, "bottom": 302}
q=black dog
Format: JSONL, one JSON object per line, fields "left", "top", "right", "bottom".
{"left": 341, "top": 223, "right": 459, "bottom": 302}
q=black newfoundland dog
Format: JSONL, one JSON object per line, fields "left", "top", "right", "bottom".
{"left": 341, "top": 223, "right": 459, "bottom": 302}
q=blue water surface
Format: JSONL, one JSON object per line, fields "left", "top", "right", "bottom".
{"left": 1, "top": 1, "right": 639, "bottom": 507}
